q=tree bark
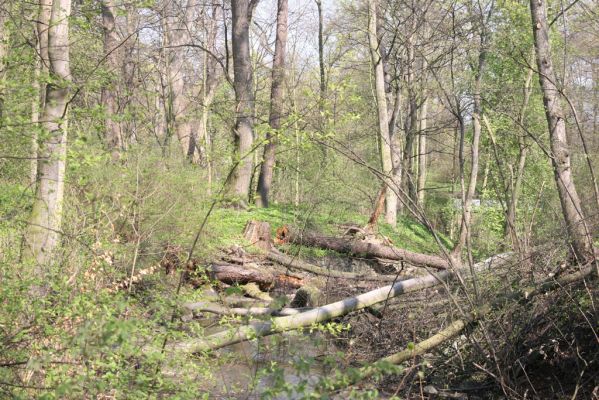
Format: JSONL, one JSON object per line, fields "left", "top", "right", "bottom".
{"left": 276, "top": 226, "right": 449, "bottom": 269}
{"left": 205, "top": 263, "right": 303, "bottom": 290}
{"left": 402, "top": 37, "right": 418, "bottom": 205}
{"left": 315, "top": 0, "right": 325, "bottom": 109}
{"left": 227, "top": 0, "right": 256, "bottom": 203}
{"left": 504, "top": 64, "right": 534, "bottom": 250}
{"left": 529, "top": 0, "right": 594, "bottom": 263}
{"left": 101, "top": 0, "right": 123, "bottom": 160}
{"left": 163, "top": 0, "right": 200, "bottom": 162}
{"left": 417, "top": 97, "right": 428, "bottom": 207}
{"left": 0, "top": 7, "right": 7, "bottom": 124}
{"left": 22, "top": 0, "right": 72, "bottom": 268}
{"left": 197, "top": 3, "right": 222, "bottom": 172}
{"left": 452, "top": 14, "right": 487, "bottom": 258}
{"left": 256, "top": 0, "right": 288, "bottom": 208}
{"left": 368, "top": 0, "right": 397, "bottom": 227}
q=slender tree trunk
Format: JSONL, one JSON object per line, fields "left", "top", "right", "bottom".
{"left": 0, "top": 7, "right": 7, "bottom": 124}
{"left": 101, "top": 0, "right": 123, "bottom": 160}
{"left": 163, "top": 0, "right": 200, "bottom": 162}
{"left": 22, "top": 0, "right": 72, "bottom": 268}
{"left": 452, "top": 23, "right": 487, "bottom": 258}
{"left": 368, "top": 0, "right": 397, "bottom": 227}
{"left": 121, "top": 2, "right": 138, "bottom": 145}
{"left": 227, "top": 0, "right": 256, "bottom": 204}
{"left": 417, "top": 97, "right": 428, "bottom": 207}
{"left": 315, "top": 0, "right": 325, "bottom": 109}
{"left": 256, "top": 0, "right": 288, "bottom": 208}
{"left": 529, "top": 0, "right": 594, "bottom": 262}
{"left": 504, "top": 65, "right": 534, "bottom": 248}
{"left": 30, "top": 0, "right": 53, "bottom": 188}
{"left": 198, "top": 3, "right": 222, "bottom": 170}
{"left": 402, "top": 39, "right": 418, "bottom": 205}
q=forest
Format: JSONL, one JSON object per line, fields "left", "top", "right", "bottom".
{"left": 0, "top": 0, "right": 598, "bottom": 398}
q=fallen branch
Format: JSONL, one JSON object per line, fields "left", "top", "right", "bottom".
{"left": 267, "top": 250, "right": 405, "bottom": 282}
{"left": 169, "top": 253, "right": 512, "bottom": 353}
{"left": 275, "top": 225, "right": 449, "bottom": 270}
{"left": 183, "top": 301, "right": 311, "bottom": 317}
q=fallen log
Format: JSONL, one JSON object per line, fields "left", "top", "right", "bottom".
{"left": 183, "top": 301, "right": 311, "bottom": 317}
{"left": 276, "top": 225, "right": 450, "bottom": 270}
{"left": 267, "top": 250, "right": 405, "bottom": 282}
{"left": 169, "top": 253, "right": 513, "bottom": 353}
{"left": 206, "top": 263, "right": 303, "bottom": 290}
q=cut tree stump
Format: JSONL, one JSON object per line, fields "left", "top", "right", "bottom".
{"left": 243, "top": 220, "right": 273, "bottom": 251}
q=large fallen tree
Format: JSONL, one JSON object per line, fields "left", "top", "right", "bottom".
{"left": 168, "top": 252, "right": 512, "bottom": 353}
{"left": 275, "top": 225, "right": 450, "bottom": 270}
{"left": 206, "top": 263, "right": 303, "bottom": 290}
{"left": 266, "top": 250, "right": 407, "bottom": 282}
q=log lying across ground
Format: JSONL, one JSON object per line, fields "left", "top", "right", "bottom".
{"left": 276, "top": 225, "right": 450, "bottom": 270}
{"left": 266, "top": 250, "right": 406, "bottom": 282}
{"left": 170, "top": 253, "right": 513, "bottom": 353}
{"left": 206, "top": 263, "right": 303, "bottom": 290}
{"left": 183, "top": 301, "right": 311, "bottom": 317}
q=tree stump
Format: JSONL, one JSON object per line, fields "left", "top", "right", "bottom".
{"left": 243, "top": 220, "right": 273, "bottom": 251}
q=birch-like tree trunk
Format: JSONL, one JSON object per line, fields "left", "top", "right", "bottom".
{"left": 197, "top": 3, "right": 222, "bottom": 173}
{"left": 0, "top": 7, "right": 7, "bottom": 123}
{"left": 22, "top": 0, "right": 72, "bottom": 267}
{"left": 452, "top": 2, "right": 489, "bottom": 258}
{"left": 256, "top": 0, "right": 288, "bottom": 208}
{"left": 368, "top": 0, "right": 397, "bottom": 227}
{"left": 529, "top": 0, "right": 594, "bottom": 262}
{"left": 163, "top": 0, "right": 200, "bottom": 162}
{"left": 227, "top": 0, "right": 256, "bottom": 203}
{"left": 101, "top": 0, "right": 123, "bottom": 160}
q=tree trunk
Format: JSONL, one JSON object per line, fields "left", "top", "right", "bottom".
{"left": 163, "top": 0, "right": 200, "bottom": 162}
{"left": 198, "top": 3, "right": 222, "bottom": 173}
{"left": 402, "top": 39, "right": 418, "bottom": 205}
{"left": 205, "top": 263, "right": 303, "bottom": 291}
{"left": 452, "top": 29, "right": 486, "bottom": 258}
{"left": 22, "top": 0, "right": 72, "bottom": 268}
{"left": 0, "top": 7, "right": 7, "bottom": 124}
{"left": 315, "top": 0, "right": 325, "bottom": 109}
{"left": 417, "top": 97, "right": 428, "bottom": 207}
{"left": 504, "top": 64, "right": 534, "bottom": 249}
{"left": 101, "top": 0, "right": 123, "bottom": 160}
{"left": 276, "top": 225, "right": 449, "bottom": 269}
{"left": 227, "top": 0, "right": 256, "bottom": 204}
{"left": 256, "top": 0, "right": 288, "bottom": 208}
{"left": 529, "top": 0, "right": 594, "bottom": 263}
{"left": 368, "top": 0, "right": 397, "bottom": 227}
